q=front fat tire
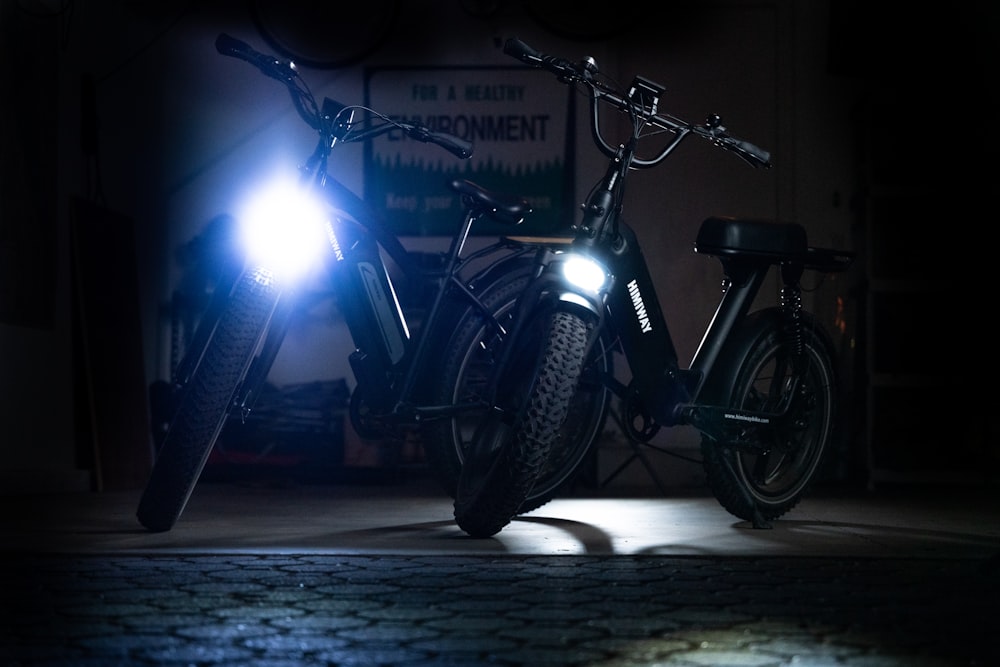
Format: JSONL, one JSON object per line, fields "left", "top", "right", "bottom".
{"left": 454, "top": 309, "right": 591, "bottom": 538}
{"left": 700, "top": 312, "right": 838, "bottom": 523}
{"left": 422, "top": 275, "right": 611, "bottom": 514}
{"left": 136, "top": 267, "right": 279, "bottom": 532}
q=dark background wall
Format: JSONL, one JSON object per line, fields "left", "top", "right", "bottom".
{"left": 1, "top": 0, "right": 993, "bottom": 492}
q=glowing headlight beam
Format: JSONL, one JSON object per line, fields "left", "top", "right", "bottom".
{"left": 237, "top": 177, "right": 328, "bottom": 281}
{"left": 562, "top": 255, "right": 608, "bottom": 293}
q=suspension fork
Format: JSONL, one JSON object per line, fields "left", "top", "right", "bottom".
{"left": 475, "top": 245, "right": 563, "bottom": 407}
{"left": 231, "top": 290, "right": 295, "bottom": 420}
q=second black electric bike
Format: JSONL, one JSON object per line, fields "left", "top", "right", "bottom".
{"left": 450, "top": 38, "right": 855, "bottom": 537}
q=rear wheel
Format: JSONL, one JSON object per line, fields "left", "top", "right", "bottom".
{"left": 700, "top": 311, "right": 838, "bottom": 523}
{"left": 453, "top": 309, "right": 591, "bottom": 538}
{"left": 136, "top": 267, "right": 279, "bottom": 532}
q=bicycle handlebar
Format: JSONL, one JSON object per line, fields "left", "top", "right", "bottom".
{"left": 404, "top": 125, "right": 474, "bottom": 159}
{"left": 503, "top": 37, "right": 581, "bottom": 80}
{"left": 216, "top": 32, "right": 297, "bottom": 83}
{"left": 503, "top": 37, "right": 770, "bottom": 169}
{"left": 215, "top": 33, "right": 473, "bottom": 159}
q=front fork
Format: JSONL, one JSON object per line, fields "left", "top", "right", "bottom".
{"left": 474, "top": 243, "right": 607, "bottom": 411}
{"left": 165, "top": 262, "right": 289, "bottom": 430}
{"left": 230, "top": 290, "right": 295, "bottom": 421}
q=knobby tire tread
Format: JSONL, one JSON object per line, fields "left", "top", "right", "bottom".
{"left": 136, "top": 269, "right": 278, "bottom": 532}
{"left": 422, "top": 276, "right": 610, "bottom": 514}
{"left": 454, "top": 310, "right": 591, "bottom": 538}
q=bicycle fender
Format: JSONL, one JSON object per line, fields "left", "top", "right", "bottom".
{"left": 557, "top": 289, "right": 604, "bottom": 318}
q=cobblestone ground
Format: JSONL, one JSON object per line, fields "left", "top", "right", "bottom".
{"left": 2, "top": 553, "right": 998, "bottom": 666}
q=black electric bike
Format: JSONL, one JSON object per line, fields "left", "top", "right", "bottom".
{"left": 450, "top": 38, "right": 854, "bottom": 537}
{"left": 135, "top": 33, "right": 608, "bottom": 533}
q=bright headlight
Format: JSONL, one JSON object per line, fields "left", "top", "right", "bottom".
{"left": 237, "top": 176, "right": 328, "bottom": 281}
{"left": 562, "top": 255, "right": 607, "bottom": 293}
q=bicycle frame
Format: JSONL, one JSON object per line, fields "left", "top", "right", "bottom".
{"left": 501, "top": 37, "right": 854, "bottom": 445}
{"left": 178, "top": 34, "right": 562, "bottom": 441}
{"left": 218, "top": 161, "right": 538, "bottom": 439}
{"left": 599, "top": 213, "right": 852, "bottom": 436}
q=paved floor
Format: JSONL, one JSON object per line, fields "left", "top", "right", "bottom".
{"left": 3, "top": 471, "right": 999, "bottom": 666}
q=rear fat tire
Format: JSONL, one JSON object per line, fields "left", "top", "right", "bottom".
{"left": 453, "top": 309, "right": 591, "bottom": 538}
{"left": 136, "top": 267, "right": 279, "bottom": 532}
{"left": 700, "top": 312, "right": 838, "bottom": 523}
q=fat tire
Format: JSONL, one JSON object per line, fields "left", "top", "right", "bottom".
{"left": 136, "top": 267, "right": 279, "bottom": 532}
{"left": 453, "top": 309, "right": 591, "bottom": 538}
{"left": 699, "top": 310, "right": 838, "bottom": 522}
{"left": 422, "top": 275, "right": 610, "bottom": 514}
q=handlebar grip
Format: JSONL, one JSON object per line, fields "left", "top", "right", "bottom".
{"left": 503, "top": 36, "right": 578, "bottom": 78}
{"left": 503, "top": 37, "right": 544, "bottom": 65}
{"left": 216, "top": 32, "right": 255, "bottom": 60}
{"left": 731, "top": 139, "right": 771, "bottom": 167}
{"left": 405, "top": 124, "right": 473, "bottom": 159}
{"left": 426, "top": 131, "right": 474, "bottom": 159}
{"left": 216, "top": 32, "right": 295, "bottom": 82}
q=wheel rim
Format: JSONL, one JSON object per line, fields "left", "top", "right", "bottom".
{"left": 459, "top": 411, "right": 514, "bottom": 496}
{"left": 734, "top": 344, "right": 832, "bottom": 501}
{"left": 457, "top": 318, "right": 541, "bottom": 497}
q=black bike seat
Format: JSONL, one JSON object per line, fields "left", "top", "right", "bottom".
{"left": 450, "top": 179, "right": 532, "bottom": 226}
{"left": 694, "top": 216, "right": 807, "bottom": 259}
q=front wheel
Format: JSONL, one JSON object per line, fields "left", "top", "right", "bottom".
{"left": 699, "top": 310, "right": 839, "bottom": 524}
{"left": 421, "top": 272, "right": 611, "bottom": 515}
{"left": 453, "top": 308, "right": 592, "bottom": 538}
{"left": 136, "top": 267, "right": 279, "bottom": 532}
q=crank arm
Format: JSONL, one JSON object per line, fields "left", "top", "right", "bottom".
{"left": 410, "top": 400, "right": 491, "bottom": 423}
